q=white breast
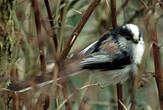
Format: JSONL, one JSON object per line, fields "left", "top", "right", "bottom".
{"left": 132, "top": 39, "right": 145, "bottom": 64}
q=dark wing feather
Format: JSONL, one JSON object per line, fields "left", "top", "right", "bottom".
{"left": 81, "top": 51, "right": 132, "bottom": 70}
{"left": 81, "top": 32, "right": 132, "bottom": 71}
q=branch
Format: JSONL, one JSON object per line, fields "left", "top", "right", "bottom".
{"left": 31, "top": 0, "right": 46, "bottom": 74}
{"left": 44, "top": 0, "right": 58, "bottom": 49}
{"left": 111, "top": 0, "right": 117, "bottom": 28}
{"left": 152, "top": 24, "right": 163, "bottom": 110}
{"left": 60, "top": 0, "right": 101, "bottom": 60}
{"left": 144, "top": 11, "right": 163, "bottom": 110}
{"left": 110, "top": 0, "right": 123, "bottom": 110}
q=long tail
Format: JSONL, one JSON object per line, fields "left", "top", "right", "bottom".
{"left": 7, "top": 55, "right": 84, "bottom": 93}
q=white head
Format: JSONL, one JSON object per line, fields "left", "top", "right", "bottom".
{"left": 121, "top": 24, "right": 144, "bottom": 44}
{"left": 125, "top": 24, "right": 140, "bottom": 41}
{"left": 122, "top": 24, "right": 144, "bottom": 64}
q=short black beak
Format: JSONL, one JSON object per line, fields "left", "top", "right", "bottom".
{"left": 133, "top": 40, "right": 138, "bottom": 44}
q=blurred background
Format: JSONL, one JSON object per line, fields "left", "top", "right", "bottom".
{"left": 0, "top": 0, "right": 163, "bottom": 110}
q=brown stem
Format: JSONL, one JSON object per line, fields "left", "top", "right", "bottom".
{"left": 31, "top": 0, "right": 46, "bottom": 74}
{"left": 13, "top": 92, "right": 19, "bottom": 110}
{"left": 116, "top": 84, "right": 123, "bottom": 110}
{"left": 144, "top": 11, "right": 163, "bottom": 109}
{"left": 152, "top": 24, "right": 163, "bottom": 110}
{"left": 62, "top": 83, "right": 72, "bottom": 110}
{"left": 43, "top": 95, "right": 50, "bottom": 110}
{"left": 11, "top": 66, "right": 19, "bottom": 110}
{"left": 60, "top": 0, "right": 100, "bottom": 60}
{"left": 40, "top": 14, "right": 57, "bottom": 60}
{"left": 110, "top": 0, "right": 123, "bottom": 110}
{"left": 44, "top": 0, "right": 58, "bottom": 49}
{"left": 110, "top": 0, "right": 118, "bottom": 28}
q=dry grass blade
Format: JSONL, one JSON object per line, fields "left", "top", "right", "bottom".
{"left": 119, "top": 100, "right": 128, "bottom": 110}
{"left": 56, "top": 94, "right": 73, "bottom": 110}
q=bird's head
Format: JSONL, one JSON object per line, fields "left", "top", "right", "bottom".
{"left": 118, "top": 24, "right": 143, "bottom": 44}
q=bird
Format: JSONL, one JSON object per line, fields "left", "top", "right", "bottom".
{"left": 79, "top": 24, "right": 145, "bottom": 85}
{"left": 7, "top": 24, "right": 145, "bottom": 92}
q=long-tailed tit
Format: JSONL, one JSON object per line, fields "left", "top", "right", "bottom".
{"left": 7, "top": 24, "right": 145, "bottom": 92}
{"left": 80, "top": 24, "right": 145, "bottom": 84}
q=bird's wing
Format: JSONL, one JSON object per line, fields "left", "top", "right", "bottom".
{"left": 80, "top": 35, "right": 132, "bottom": 70}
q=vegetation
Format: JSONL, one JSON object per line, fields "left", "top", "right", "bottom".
{"left": 0, "top": 0, "right": 163, "bottom": 110}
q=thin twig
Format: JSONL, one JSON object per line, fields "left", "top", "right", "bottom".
{"left": 40, "top": 14, "right": 57, "bottom": 60}
{"left": 60, "top": 0, "right": 101, "bottom": 60}
{"left": 71, "top": 9, "right": 82, "bottom": 14}
{"left": 125, "top": 7, "right": 145, "bottom": 24}
{"left": 31, "top": 0, "right": 46, "bottom": 74}
{"left": 139, "top": 0, "right": 148, "bottom": 9}
{"left": 44, "top": 0, "right": 58, "bottom": 49}
{"left": 117, "top": 0, "right": 130, "bottom": 15}
{"left": 110, "top": 0, "right": 123, "bottom": 110}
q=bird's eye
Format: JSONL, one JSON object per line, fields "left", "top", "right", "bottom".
{"left": 125, "top": 36, "right": 131, "bottom": 40}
